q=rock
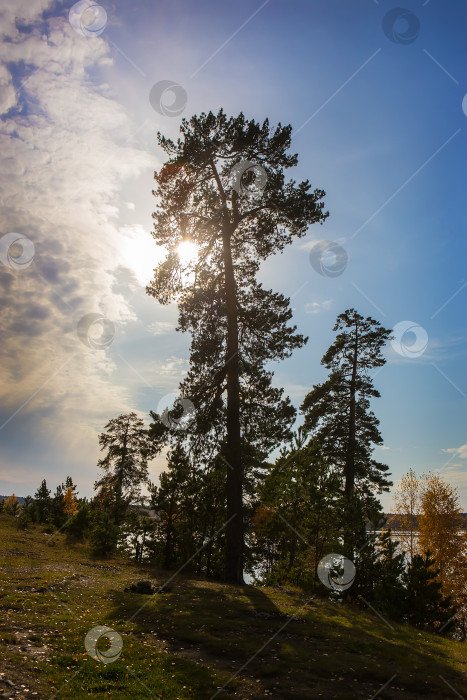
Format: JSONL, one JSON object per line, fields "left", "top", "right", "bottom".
{"left": 124, "top": 580, "right": 153, "bottom": 594}
{"left": 124, "top": 580, "right": 174, "bottom": 594}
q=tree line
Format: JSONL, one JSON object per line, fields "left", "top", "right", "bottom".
{"left": 2, "top": 309, "right": 466, "bottom": 638}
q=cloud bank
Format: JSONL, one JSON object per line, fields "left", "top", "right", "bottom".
{"left": 0, "top": 1, "right": 156, "bottom": 492}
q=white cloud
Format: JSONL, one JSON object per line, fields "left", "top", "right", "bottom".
{"left": 119, "top": 225, "right": 165, "bottom": 286}
{"left": 280, "top": 383, "right": 312, "bottom": 402}
{"left": 0, "top": 0, "right": 54, "bottom": 37}
{"left": 148, "top": 321, "right": 176, "bottom": 335}
{"left": 0, "top": 5, "right": 155, "bottom": 484}
{"left": 305, "top": 300, "right": 333, "bottom": 314}
{"left": 443, "top": 445, "right": 467, "bottom": 460}
{"left": 157, "top": 356, "right": 189, "bottom": 377}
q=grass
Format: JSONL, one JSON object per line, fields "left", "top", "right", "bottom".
{"left": 0, "top": 514, "right": 466, "bottom": 699}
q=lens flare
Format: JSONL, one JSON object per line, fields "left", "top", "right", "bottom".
{"left": 177, "top": 240, "right": 198, "bottom": 265}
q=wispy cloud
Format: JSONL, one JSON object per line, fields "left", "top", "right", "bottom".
{"left": 304, "top": 300, "right": 333, "bottom": 314}
{"left": 0, "top": 2, "right": 153, "bottom": 488}
{"left": 443, "top": 445, "right": 467, "bottom": 461}
{"left": 148, "top": 321, "right": 176, "bottom": 335}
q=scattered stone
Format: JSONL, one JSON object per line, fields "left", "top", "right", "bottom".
{"left": 124, "top": 580, "right": 153, "bottom": 594}
{"left": 124, "top": 580, "right": 173, "bottom": 594}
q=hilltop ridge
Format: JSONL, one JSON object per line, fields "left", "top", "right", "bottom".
{"left": 1, "top": 515, "right": 466, "bottom": 698}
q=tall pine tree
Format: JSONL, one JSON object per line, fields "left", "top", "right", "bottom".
{"left": 147, "top": 109, "right": 328, "bottom": 583}
{"left": 301, "top": 309, "right": 392, "bottom": 556}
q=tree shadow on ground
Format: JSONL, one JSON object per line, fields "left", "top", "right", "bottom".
{"left": 104, "top": 574, "right": 467, "bottom": 700}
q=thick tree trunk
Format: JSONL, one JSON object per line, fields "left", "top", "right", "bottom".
{"left": 222, "top": 225, "right": 244, "bottom": 585}
{"left": 345, "top": 373, "right": 356, "bottom": 498}
{"left": 115, "top": 426, "right": 128, "bottom": 527}
{"left": 164, "top": 488, "right": 178, "bottom": 568}
{"left": 344, "top": 322, "right": 358, "bottom": 556}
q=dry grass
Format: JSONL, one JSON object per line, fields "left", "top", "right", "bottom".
{"left": 0, "top": 515, "right": 466, "bottom": 699}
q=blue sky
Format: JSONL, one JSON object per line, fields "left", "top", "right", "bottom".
{"left": 0, "top": 0, "right": 466, "bottom": 509}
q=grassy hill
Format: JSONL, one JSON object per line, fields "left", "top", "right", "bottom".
{"left": 0, "top": 515, "right": 466, "bottom": 699}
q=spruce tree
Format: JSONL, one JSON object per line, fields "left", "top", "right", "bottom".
{"left": 33, "top": 479, "right": 52, "bottom": 524}
{"left": 403, "top": 551, "right": 455, "bottom": 631}
{"left": 64, "top": 498, "right": 91, "bottom": 543}
{"left": 51, "top": 484, "right": 66, "bottom": 528}
{"left": 18, "top": 496, "right": 34, "bottom": 529}
{"left": 367, "top": 530, "right": 405, "bottom": 619}
{"left": 63, "top": 476, "right": 78, "bottom": 497}
{"left": 89, "top": 509, "right": 120, "bottom": 558}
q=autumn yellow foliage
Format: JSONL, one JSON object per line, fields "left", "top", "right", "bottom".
{"left": 393, "top": 468, "right": 419, "bottom": 557}
{"left": 3, "top": 493, "right": 19, "bottom": 515}
{"left": 418, "top": 473, "right": 467, "bottom": 636}
{"left": 63, "top": 486, "right": 78, "bottom": 518}
{"left": 394, "top": 470, "right": 467, "bottom": 638}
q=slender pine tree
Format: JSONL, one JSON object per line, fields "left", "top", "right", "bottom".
{"left": 147, "top": 109, "right": 328, "bottom": 583}
{"left": 301, "top": 309, "right": 392, "bottom": 556}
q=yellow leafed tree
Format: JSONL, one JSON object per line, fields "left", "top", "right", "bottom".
{"left": 393, "top": 468, "right": 420, "bottom": 557}
{"left": 3, "top": 493, "right": 19, "bottom": 515}
{"left": 63, "top": 486, "right": 78, "bottom": 518}
{"left": 418, "top": 473, "right": 467, "bottom": 639}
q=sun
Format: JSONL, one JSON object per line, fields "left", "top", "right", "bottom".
{"left": 177, "top": 240, "right": 198, "bottom": 266}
